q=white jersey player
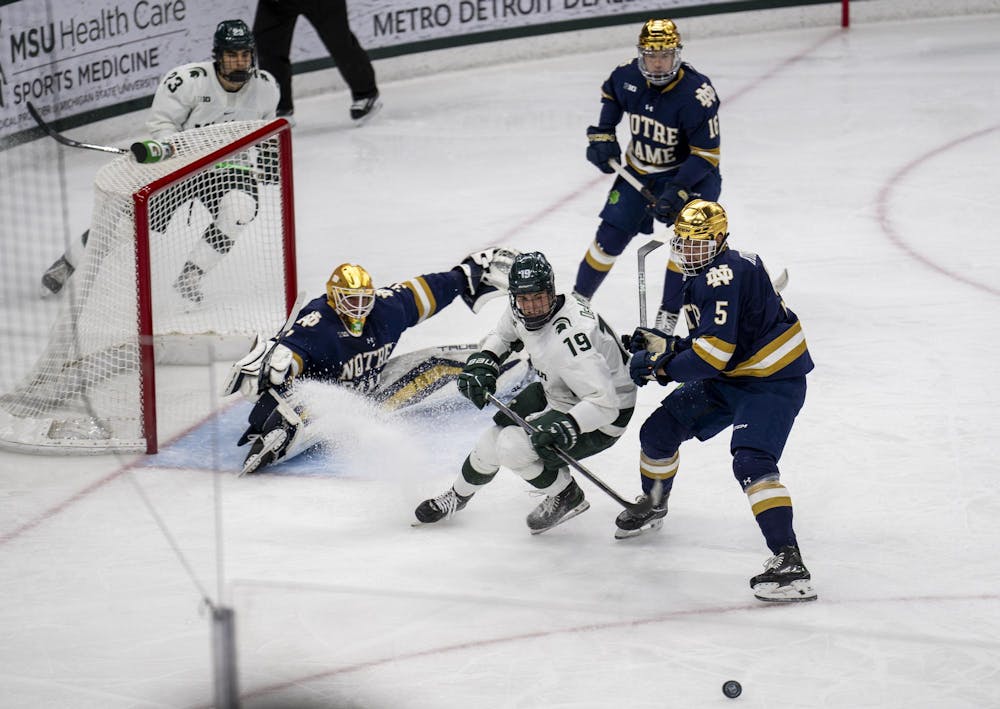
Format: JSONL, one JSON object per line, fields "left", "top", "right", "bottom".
{"left": 415, "top": 251, "right": 637, "bottom": 534}
{"left": 41, "top": 19, "right": 280, "bottom": 303}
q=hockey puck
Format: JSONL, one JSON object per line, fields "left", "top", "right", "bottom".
{"left": 722, "top": 680, "right": 742, "bottom": 698}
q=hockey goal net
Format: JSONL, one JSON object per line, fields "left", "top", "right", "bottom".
{"left": 0, "top": 119, "right": 296, "bottom": 455}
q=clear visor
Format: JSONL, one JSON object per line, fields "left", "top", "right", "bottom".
{"left": 638, "top": 47, "right": 680, "bottom": 83}
{"left": 670, "top": 235, "right": 719, "bottom": 276}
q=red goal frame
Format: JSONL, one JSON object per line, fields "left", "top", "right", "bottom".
{"left": 132, "top": 119, "right": 297, "bottom": 453}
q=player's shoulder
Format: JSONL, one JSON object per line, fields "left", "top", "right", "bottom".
{"left": 166, "top": 61, "right": 214, "bottom": 83}
{"left": 606, "top": 59, "right": 643, "bottom": 87}
{"left": 678, "top": 62, "right": 714, "bottom": 85}
{"left": 550, "top": 294, "right": 601, "bottom": 335}
{"left": 253, "top": 67, "right": 278, "bottom": 86}
{"left": 693, "top": 249, "right": 761, "bottom": 290}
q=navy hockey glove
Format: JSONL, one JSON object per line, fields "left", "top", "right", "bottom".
{"left": 629, "top": 349, "right": 675, "bottom": 387}
{"left": 651, "top": 183, "right": 690, "bottom": 225}
{"left": 457, "top": 351, "right": 500, "bottom": 409}
{"left": 628, "top": 330, "right": 680, "bottom": 386}
{"left": 586, "top": 126, "right": 620, "bottom": 174}
{"left": 529, "top": 410, "right": 579, "bottom": 463}
{"left": 628, "top": 327, "right": 677, "bottom": 354}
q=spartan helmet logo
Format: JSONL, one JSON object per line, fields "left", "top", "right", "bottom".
{"left": 554, "top": 317, "right": 571, "bottom": 334}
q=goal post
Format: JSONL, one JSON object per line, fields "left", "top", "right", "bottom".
{"left": 0, "top": 119, "right": 297, "bottom": 455}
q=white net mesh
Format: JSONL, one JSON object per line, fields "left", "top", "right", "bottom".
{"left": 0, "top": 120, "right": 294, "bottom": 454}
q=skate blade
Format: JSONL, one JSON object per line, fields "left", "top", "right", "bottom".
{"left": 528, "top": 500, "right": 590, "bottom": 535}
{"left": 753, "top": 579, "right": 817, "bottom": 603}
{"left": 613, "top": 517, "right": 664, "bottom": 540}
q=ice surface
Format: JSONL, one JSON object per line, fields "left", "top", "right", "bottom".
{"left": 1, "top": 11, "right": 999, "bottom": 709}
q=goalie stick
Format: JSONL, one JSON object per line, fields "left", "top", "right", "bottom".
{"left": 486, "top": 393, "right": 652, "bottom": 516}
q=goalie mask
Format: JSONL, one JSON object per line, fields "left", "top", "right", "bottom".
{"left": 637, "top": 19, "right": 683, "bottom": 86}
{"left": 213, "top": 19, "right": 256, "bottom": 86}
{"left": 508, "top": 252, "right": 558, "bottom": 331}
{"left": 327, "top": 263, "right": 376, "bottom": 337}
{"left": 670, "top": 199, "right": 730, "bottom": 276}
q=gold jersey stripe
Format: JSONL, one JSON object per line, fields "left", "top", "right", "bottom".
{"left": 692, "top": 335, "right": 736, "bottom": 370}
{"left": 690, "top": 145, "right": 720, "bottom": 167}
{"left": 404, "top": 277, "right": 437, "bottom": 322}
{"left": 724, "top": 322, "right": 807, "bottom": 378}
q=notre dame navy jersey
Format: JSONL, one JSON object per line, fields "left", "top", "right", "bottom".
{"left": 597, "top": 60, "right": 720, "bottom": 187}
{"left": 278, "top": 271, "right": 464, "bottom": 392}
{"left": 665, "top": 249, "right": 813, "bottom": 383}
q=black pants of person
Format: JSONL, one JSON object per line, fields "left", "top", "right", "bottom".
{"left": 253, "top": 0, "right": 377, "bottom": 112}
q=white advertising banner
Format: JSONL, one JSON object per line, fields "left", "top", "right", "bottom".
{"left": 0, "top": 0, "right": 752, "bottom": 142}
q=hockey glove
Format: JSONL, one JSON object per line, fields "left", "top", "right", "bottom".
{"left": 528, "top": 410, "right": 579, "bottom": 463}
{"left": 629, "top": 348, "right": 675, "bottom": 387}
{"left": 586, "top": 126, "right": 620, "bottom": 174}
{"left": 222, "top": 337, "right": 297, "bottom": 401}
{"left": 628, "top": 326, "right": 677, "bottom": 355}
{"left": 457, "top": 351, "right": 500, "bottom": 409}
{"left": 651, "top": 183, "right": 690, "bottom": 225}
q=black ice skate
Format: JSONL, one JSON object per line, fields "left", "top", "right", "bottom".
{"left": 240, "top": 425, "right": 290, "bottom": 476}
{"left": 41, "top": 255, "right": 75, "bottom": 295}
{"left": 750, "top": 544, "right": 817, "bottom": 602}
{"left": 614, "top": 493, "right": 668, "bottom": 539}
{"left": 526, "top": 479, "right": 589, "bottom": 534}
{"left": 414, "top": 488, "right": 472, "bottom": 524}
{"left": 350, "top": 91, "right": 382, "bottom": 124}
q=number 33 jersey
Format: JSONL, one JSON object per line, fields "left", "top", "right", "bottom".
{"left": 146, "top": 61, "right": 279, "bottom": 140}
{"left": 481, "top": 294, "right": 637, "bottom": 435}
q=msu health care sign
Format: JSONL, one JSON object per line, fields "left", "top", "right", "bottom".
{"left": 0, "top": 0, "right": 735, "bottom": 142}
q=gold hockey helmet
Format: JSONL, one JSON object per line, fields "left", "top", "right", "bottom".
{"left": 671, "top": 200, "right": 729, "bottom": 276}
{"left": 637, "top": 19, "right": 683, "bottom": 85}
{"left": 326, "top": 263, "right": 376, "bottom": 336}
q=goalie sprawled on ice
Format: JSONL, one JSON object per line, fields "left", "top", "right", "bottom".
{"left": 223, "top": 247, "right": 524, "bottom": 475}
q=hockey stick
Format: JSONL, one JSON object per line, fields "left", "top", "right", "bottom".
{"left": 486, "top": 393, "right": 651, "bottom": 515}
{"left": 608, "top": 158, "right": 656, "bottom": 204}
{"left": 607, "top": 159, "right": 664, "bottom": 327}
{"left": 607, "top": 160, "right": 791, "bottom": 313}
{"left": 26, "top": 101, "right": 128, "bottom": 156}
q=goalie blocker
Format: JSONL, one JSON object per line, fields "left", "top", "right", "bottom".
{"left": 224, "top": 247, "right": 521, "bottom": 475}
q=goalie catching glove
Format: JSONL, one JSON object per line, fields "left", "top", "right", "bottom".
{"left": 222, "top": 335, "right": 299, "bottom": 400}
{"left": 457, "top": 351, "right": 500, "bottom": 409}
{"left": 528, "top": 410, "right": 579, "bottom": 463}
{"left": 454, "top": 246, "right": 520, "bottom": 313}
